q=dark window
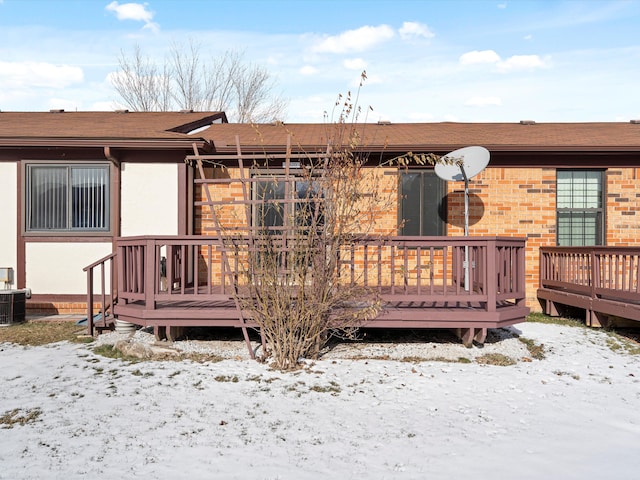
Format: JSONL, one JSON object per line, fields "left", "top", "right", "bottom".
{"left": 556, "top": 170, "right": 604, "bottom": 246}
{"left": 399, "top": 171, "right": 446, "bottom": 236}
{"left": 255, "top": 178, "right": 286, "bottom": 230}
{"left": 26, "top": 164, "right": 110, "bottom": 232}
{"left": 254, "top": 176, "right": 323, "bottom": 232}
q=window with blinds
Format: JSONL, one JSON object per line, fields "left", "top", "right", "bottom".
{"left": 26, "top": 164, "right": 110, "bottom": 232}
{"left": 556, "top": 170, "right": 604, "bottom": 246}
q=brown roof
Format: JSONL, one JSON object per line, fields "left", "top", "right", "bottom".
{"left": 1, "top": 112, "right": 638, "bottom": 154}
{"left": 202, "top": 121, "right": 640, "bottom": 153}
{"left": 0, "top": 111, "right": 226, "bottom": 148}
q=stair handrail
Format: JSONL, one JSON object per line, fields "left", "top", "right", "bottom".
{"left": 83, "top": 252, "right": 117, "bottom": 336}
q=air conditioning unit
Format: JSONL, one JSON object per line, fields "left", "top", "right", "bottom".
{"left": 0, "top": 268, "right": 26, "bottom": 326}
{"left": 0, "top": 290, "right": 26, "bottom": 326}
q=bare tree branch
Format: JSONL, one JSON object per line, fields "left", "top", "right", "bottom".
{"left": 111, "top": 42, "right": 287, "bottom": 121}
{"left": 111, "top": 45, "right": 171, "bottom": 111}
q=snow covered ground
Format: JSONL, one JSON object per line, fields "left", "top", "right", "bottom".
{"left": 1, "top": 322, "right": 639, "bottom": 480}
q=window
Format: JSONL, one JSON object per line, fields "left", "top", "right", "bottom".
{"left": 26, "top": 164, "right": 110, "bottom": 232}
{"left": 254, "top": 175, "right": 322, "bottom": 233}
{"left": 399, "top": 170, "right": 447, "bottom": 236}
{"left": 556, "top": 170, "right": 604, "bottom": 246}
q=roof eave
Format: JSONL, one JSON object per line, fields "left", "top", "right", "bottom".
{"left": 0, "top": 138, "right": 207, "bottom": 149}
{"left": 212, "top": 143, "right": 640, "bottom": 154}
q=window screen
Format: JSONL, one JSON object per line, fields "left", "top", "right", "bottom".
{"left": 27, "top": 164, "right": 109, "bottom": 232}
{"left": 399, "top": 170, "right": 446, "bottom": 236}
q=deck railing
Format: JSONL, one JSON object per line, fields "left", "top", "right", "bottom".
{"left": 114, "top": 235, "right": 527, "bottom": 312}
{"left": 539, "top": 246, "right": 640, "bottom": 301}
{"left": 539, "top": 246, "right": 640, "bottom": 325}
{"left": 83, "top": 252, "right": 117, "bottom": 336}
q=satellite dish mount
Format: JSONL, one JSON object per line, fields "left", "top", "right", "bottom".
{"left": 434, "top": 146, "right": 490, "bottom": 291}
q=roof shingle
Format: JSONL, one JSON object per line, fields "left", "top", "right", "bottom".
{"left": 201, "top": 121, "right": 640, "bottom": 153}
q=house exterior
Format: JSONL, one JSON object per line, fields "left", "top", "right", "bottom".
{"left": 196, "top": 121, "right": 640, "bottom": 312}
{"left": 1, "top": 112, "right": 638, "bottom": 319}
{"left": 0, "top": 110, "right": 226, "bottom": 314}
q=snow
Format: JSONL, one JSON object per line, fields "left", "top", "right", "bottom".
{"left": 1, "top": 322, "right": 639, "bottom": 480}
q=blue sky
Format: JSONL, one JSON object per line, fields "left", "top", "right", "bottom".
{"left": 0, "top": 0, "right": 639, "bottom": 122}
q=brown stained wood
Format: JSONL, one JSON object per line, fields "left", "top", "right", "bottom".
{"left": 166, "top": 326, "right": 184, "bottom": 343}
{"left": 88, "top": 141, "right": 531, "bottom": 353}
{"left": 110, "top": 235, "right": 528, "bottom": 332}
{"left": 539, "top": 246, "right": 640, "bottom": 325}
{"left": 154, "top": 325, "right": 166, "bottom": 341}
{"left": 456, "top": 328, "right": 475, "bottom": 348}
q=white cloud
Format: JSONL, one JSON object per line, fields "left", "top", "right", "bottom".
{"left": 498, "top": 3, "right": 507, "bottom": 9}
{"left": 105, "top": 1, "right": 159, "bottom": 32}
{"left": 399, "top": 22, "right": 434, "bottom": 41}
{"left": 498, "top": 54, "right": 547, "bottom": 72}
{"left": 524, "top": 34, "right": 533, "bottom": 40}
{"left": 142, "top": 22, "right": 160, "bottom": 33}
{"left": 105, "top": 1, "right": 152, "bottom": 21}
{"left": 459, "top": 50, "right": 501, "bottom": 65}
{"left": 313, "top": 25, "right": 394, "bottom": 54}
{"left": 0, "top": 61, "right": 83, "bottom": 89}
{"left": 299, "top": 65, "right": 318, "bottom": 75}
{"left": 459, "top": 51, "right": 548, "bottom": 72}
{"left": 343, "top": 58, "right": 367, "bottom": 70}
{"left": 464, "top": 96, "right": 503, "bottom": 107}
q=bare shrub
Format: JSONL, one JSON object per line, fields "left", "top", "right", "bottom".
{"left": 200, "top": 73, "right": 442, "bottom": 370}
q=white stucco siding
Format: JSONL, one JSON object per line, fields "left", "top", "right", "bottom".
{"left": 120, "top": 163, "right": 179, "bottom": 236}
{"left": 0, "top": 163, "right": 17, "bottom": 277}
{"left": 25, "top": 242, "right": 112, "bottom": 294}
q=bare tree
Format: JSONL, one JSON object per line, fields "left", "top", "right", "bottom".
{"left": 112, "top": 41, "right": 288, "bottom": 122}
{"left": 111, "top": 45, "right": 172, "bottom": 111}
{"left": 232, "top": 61, "right": 287, "bottom": 123}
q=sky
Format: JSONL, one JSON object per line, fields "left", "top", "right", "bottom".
{"left": 0, "top": 0, "right": 639, "bottom": 123}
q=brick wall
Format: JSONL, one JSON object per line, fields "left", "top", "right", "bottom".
{"left": 193, "top": 165, "right": 640, "bottom": 312}
{"left": 606, "top": 168, "right": 640, "bottom": 245}
{"left": 27, "top": 301, "right": 102, "bottom": 315}
{"left": 448, "top": 166, "right": 639, "bottom": 310}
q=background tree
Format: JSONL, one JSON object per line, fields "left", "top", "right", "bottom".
{"left": 111, "top": 41, "right": 287, "bottom": 122}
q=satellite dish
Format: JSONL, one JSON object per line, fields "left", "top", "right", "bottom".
{"left": 434, "top": 146, "right": 490, "bottom": 182}
{"left": 434, "top": 146, "right": 490, "bottom": 292}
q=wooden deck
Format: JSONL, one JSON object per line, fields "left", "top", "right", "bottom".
{"left": 86, "top": 235, "right": 529, "bottom": 351}
{"left": 538, "top": 246, "right": 640, "bottom": 327}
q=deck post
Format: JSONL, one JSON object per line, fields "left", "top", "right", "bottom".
{"left": 485, "top": 238, "right": 497, "bottom": 312}
{"left": 86, "top": 267, "right": 94, "bottom": 337}
{"left": 591, "top": 250, "right": 598, "bottom": 300}
{"left": 144, "top": 239, "right": 156, "bottom": 310}
{"left": 117, "top": 244, "right": 126, "bottom": 304}
{"left": 456, "top": 328, "right": 482, "bottom": 347}
{"left": 516, "top": 241, "right": 526, "bottom": 306}
{"left": 100, "top": 263, "right": 106, "bottom": 328}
